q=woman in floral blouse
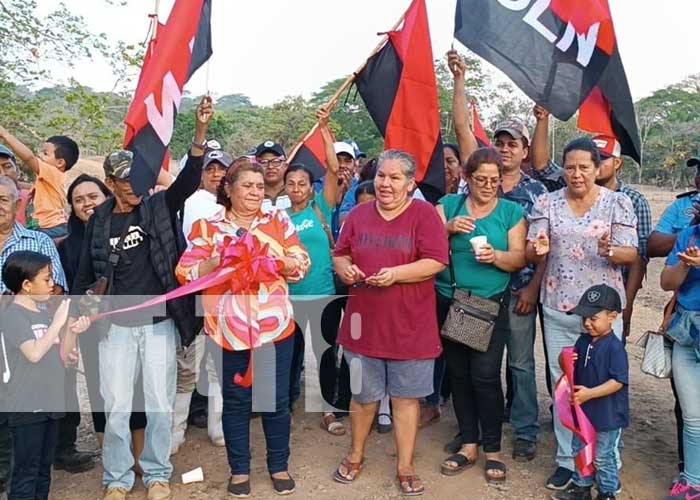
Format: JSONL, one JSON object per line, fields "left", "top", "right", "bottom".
{"left": 525, "top": 138, "right": 638, "bottom": 491}
{"left": 176, "top": 157, "right": 309, "bottom": 498}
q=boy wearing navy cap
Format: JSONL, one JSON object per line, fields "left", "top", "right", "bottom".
{"left": 552, "top": 284, "right": 629, "bottom": 500}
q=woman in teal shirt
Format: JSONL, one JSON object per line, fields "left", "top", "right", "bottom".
{"left": 436, "top": 148, "right": 526, "bottom": 485}
{"left": 285, "top": 108, "right": 349, "bottom": 436}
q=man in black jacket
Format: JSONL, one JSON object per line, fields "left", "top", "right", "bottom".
{"left": 70, "top": 97, "right": 212, "bottom": 500}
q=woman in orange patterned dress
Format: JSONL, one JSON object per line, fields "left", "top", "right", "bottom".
{"left": 176, "top": 157, "right": 309, "bottom": 498}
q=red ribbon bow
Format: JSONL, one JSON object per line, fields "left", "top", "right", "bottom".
{"left": 91, "top": 231, "right": 284, "bottom": 388}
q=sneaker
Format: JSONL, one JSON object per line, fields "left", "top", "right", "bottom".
{"left": 54, "top": 447, "right": 96, "bottom": 473}
{"left": 550, "top": 484, "right": 592, "bottom": 500}
{"left": 546, "top": 467, "right": 574, "bottom": 490}
{"left": 147, "top": 481, "right": 172, "bottom": 500}
{"left": 103, "top": 487, "right": 128, "bottom": 500}
{"left": 663, "top": 479, "right": 700, "bottom": 500}
{"left": 512, "top": 438, "right": 537, "bottom": 462}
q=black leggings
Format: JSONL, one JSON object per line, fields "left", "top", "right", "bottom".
{"left": 289, "top": 297, "right": 350, "bottom": 415}
{"left": 441, "top": 292, "right": 510, "bottom": 453}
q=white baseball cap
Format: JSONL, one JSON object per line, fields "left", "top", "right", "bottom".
{"left": 333, "top": 141, "right": 356, "bottom": 159}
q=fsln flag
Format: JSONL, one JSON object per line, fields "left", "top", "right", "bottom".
{"left": 454, "top": 0, "right": 640, "bottom": 162}
{"left": 287, "top": 124, "right": 335, "bottom": 181}
{"left": 471, "top": 102, "right": 492, "bottom": 148}
{"left": 124, "top": 0, "right": 212, "bottom": 195}
{"left": 356, "top": 0, "right": 445, "bottom": 203}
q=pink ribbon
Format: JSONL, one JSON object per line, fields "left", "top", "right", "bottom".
{"left": 90, "top": 232, "right": 283, "bottom": 388}
{"left": 555, "top": 347, "right": 597, "bottom": 477}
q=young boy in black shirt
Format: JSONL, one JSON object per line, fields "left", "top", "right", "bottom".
{"left": 552, "top": 284, "right": 629, "bottom": 500}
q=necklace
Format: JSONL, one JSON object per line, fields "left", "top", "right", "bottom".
{"left": 467, "top": 196, "right": 497, "bottom": 219}
{"left": 227, "top": 209, "right": 256, "bottom": 229}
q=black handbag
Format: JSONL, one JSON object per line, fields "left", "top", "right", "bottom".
{"left": 439, "top": 195, "right": 502, "bottom": 352}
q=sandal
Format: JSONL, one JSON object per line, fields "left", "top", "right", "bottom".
{"left": 397, "top": 474, "right": 425, "bottom": 496}
{"left": 333, "top": 457, "right": 364, "bottom": 484}
{"left": 484, "top": 460, "right": 507, "bottom": 485}
{"left": 376, "top": 413, "right": 393, "bottom": 434}
{"left": 321, "top": 413, "right": 346, "bottom": 436}
{"left": 440, "top": 453, "right": 477, "bottom": 476}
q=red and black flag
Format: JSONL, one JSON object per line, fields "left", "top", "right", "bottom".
{"left": 454, "top": 0, "right": 640, "bottom": 162}
{"left": 471, "top": 102, "right": 491, "bottom": 148}
{"left": 287, "top": 124, "right": 335, "bottom": 181}
{"left": 124, "top": 0, "right": 212, "bottom": 195}
{"left": 355, "top": 0, "right": 445, "bottom": 203}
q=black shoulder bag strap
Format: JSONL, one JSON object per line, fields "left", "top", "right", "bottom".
{"left": 312, "top": 201, "right": 335, "bottom": 249}
{"left": 102, "top": 211, "right": 137, "bottom": 287}
{"left": 447, "top": 195, "right": 468, "bottom": 293}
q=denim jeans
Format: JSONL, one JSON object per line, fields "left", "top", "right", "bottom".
{"left": 543, "top": 306, "right": 623, "bottom": 471}
{"left": 506, "top": 293, "right": 539, "bottom": 442}
{"left": 673, "top": 342, "right": 700, "bottom": 487}
{"left": 99, "top": 319, "right": 177, "bottom": 491}
{"left": 572, "top": 428, "right": 622, "bottom": 494}
{"left": 210, "top": 336, "right": 293, "bottom": 476}
{"left": 8, "top": 418, "right": 59, "bottom": 500}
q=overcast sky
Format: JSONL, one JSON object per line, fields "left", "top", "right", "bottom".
{"left": 36, "top": 0, "right": 700, "bottom": 106}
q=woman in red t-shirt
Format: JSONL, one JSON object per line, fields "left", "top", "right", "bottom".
{"left": 331, "top": 149, "right": 449, "bottom": 497}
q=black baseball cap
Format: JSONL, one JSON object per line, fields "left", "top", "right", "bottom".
{"left": 255, "top": 140, "right": 286, "bottom": 158}
{"left": 568, "top": 284, "right": 622, "bottom": 318}
{"left": 687, "top": 157, "right": 700, "bottom": 169}
{"left": 203, "top": 149, "right": 233, "bottom": 170}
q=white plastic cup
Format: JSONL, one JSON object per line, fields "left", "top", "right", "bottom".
{"left": 470, "top": 235, "right": 488, "bottom": 254}
{"left": 182, "top": 467, "right": 204, "bottom": 484}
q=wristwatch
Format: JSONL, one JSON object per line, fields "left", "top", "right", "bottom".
{"left": 191, "top": 137, "right": 207, "bottom": 150}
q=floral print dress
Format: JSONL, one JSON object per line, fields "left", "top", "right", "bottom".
{"left": 527, "top": 187, "right": 638, "bottom": 312}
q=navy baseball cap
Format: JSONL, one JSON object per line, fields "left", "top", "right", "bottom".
{"left": 255, "top": 140, "right": 286, "bottom": 158}
{"left": 568, "top": 284, "right": 622, "bottom": 318}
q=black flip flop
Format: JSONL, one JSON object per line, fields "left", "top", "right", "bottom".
{"left": 440, "top": 453, "right": 476, "bottom": 476}
{"left": 484, "top": 460, "right": 507, "bottom": 485}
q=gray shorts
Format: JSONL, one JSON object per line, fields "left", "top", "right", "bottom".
{"left": 343, "top": 349, "right": 435, "bottom": 404}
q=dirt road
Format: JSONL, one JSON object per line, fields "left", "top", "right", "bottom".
{"left": 50, "top": 185, "right": 683, "bottom": 500}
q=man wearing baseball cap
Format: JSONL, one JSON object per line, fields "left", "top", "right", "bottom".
{"left": 589, "top": 134, "right": 652, "bottom": 339}
{"left": 256, "top": 140, "right": 290, "bottom": 212}
{"left": 70, "top": 97, "right": 212, "bottom": 500}
{"left": 171, "top": 146, "right": 231, "bottom": 457}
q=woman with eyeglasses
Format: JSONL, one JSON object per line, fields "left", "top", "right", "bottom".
{"left": 435, "top": 147, "right": 527, "bottom": 485}
{"left": 525, "top": 138, "right": 638, "bottom": 491}
{"left": 175, "top": 156, "right": 309, "bottom": 498}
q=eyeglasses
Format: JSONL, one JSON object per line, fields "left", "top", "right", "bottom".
{"left": 470, "top": 175, "right": 501, "bottom": 187}
{"left": 258, "top": 158, "right": 285, "bottom": 168}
